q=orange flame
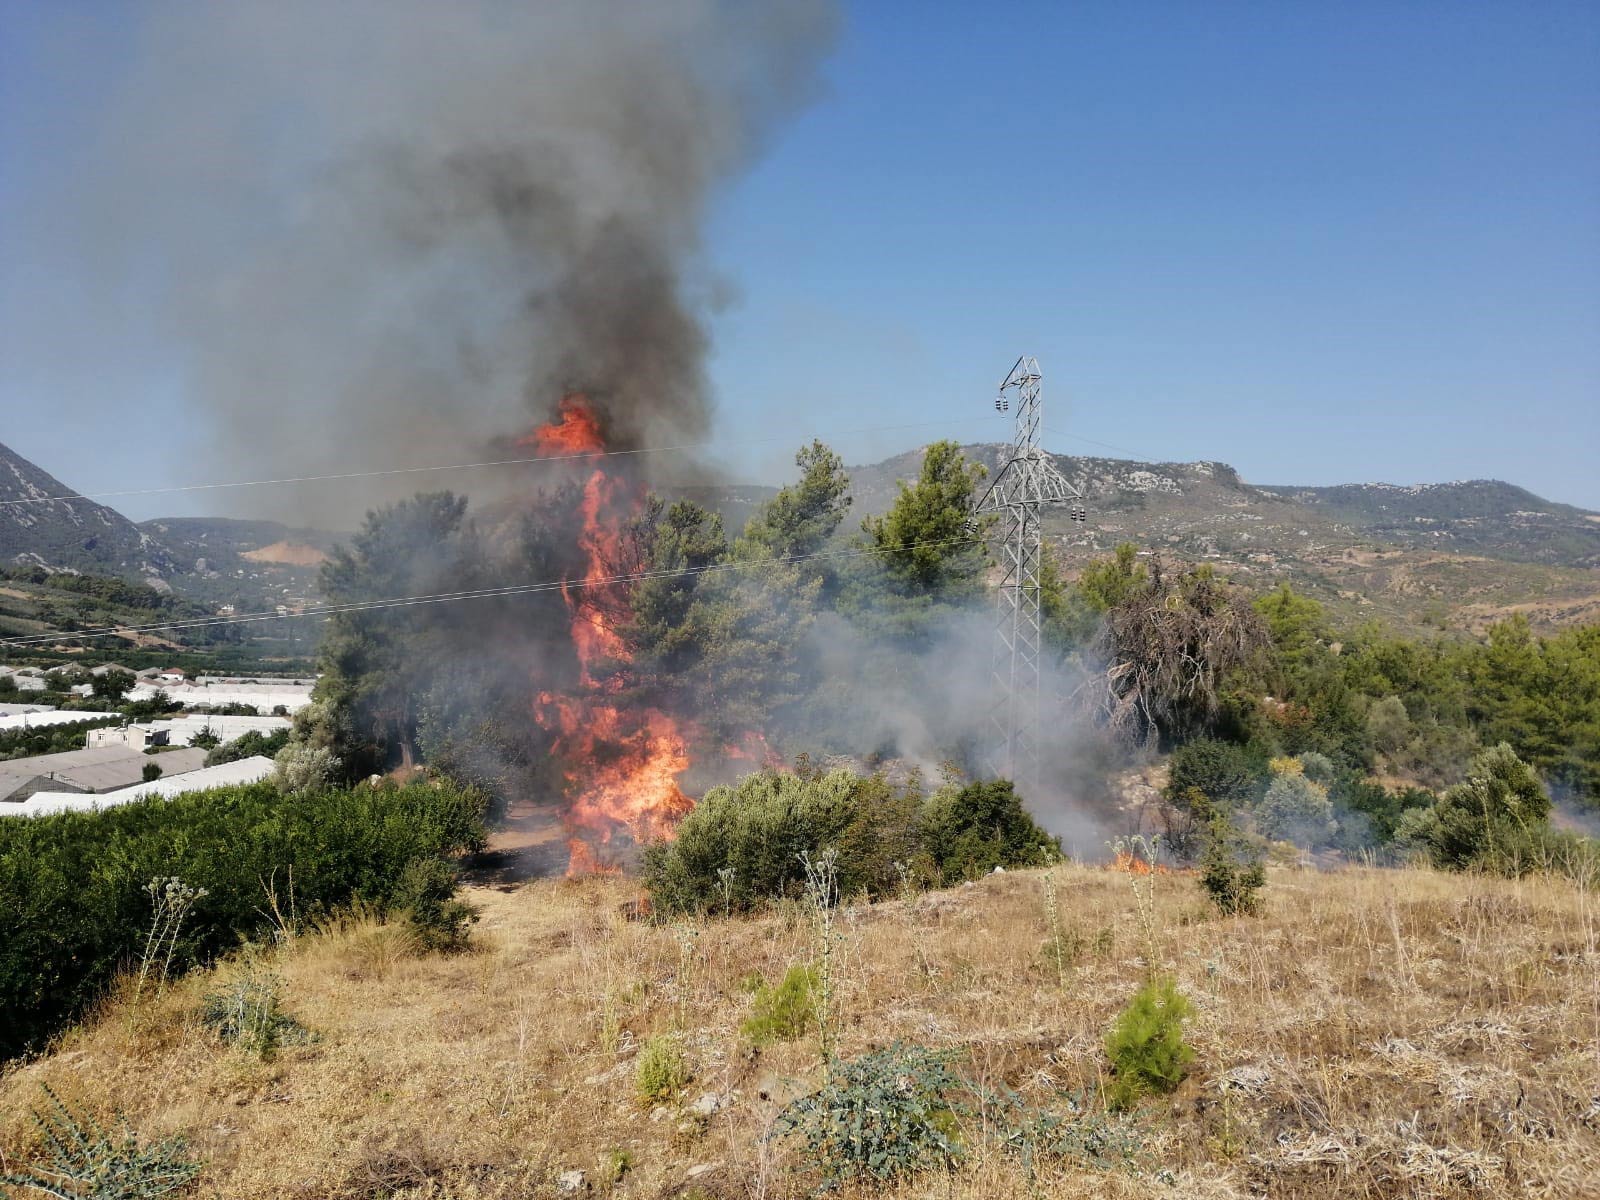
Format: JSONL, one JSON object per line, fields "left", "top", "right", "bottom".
{"left": 519, "top": 393, "right": 606, "bottom": 457}
{"left": 527, "top": 394, "right": 695, "bottom": 874}
{"left": 1106, "top": 849, "right": 1172, "bottom": 876}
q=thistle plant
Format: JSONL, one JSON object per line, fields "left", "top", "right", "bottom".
{"left": 1108, "top": 836, "right": 1162, "bottom": 974}
{"left": 670, "top": 921, "right": 700, "bottom": 1030}
{"left": 0, "top": 1085, "right": 200, "bottom": 1198}
{"left": 798, "top": 848, "right": 841, "bottom": 1076}
{"left": 134, "top": 877, "right": 208, "bottom": 1005}
{"left": 1041, "top": 867, "right": 1068, "bottom": 988}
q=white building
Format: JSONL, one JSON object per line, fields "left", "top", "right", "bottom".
{"left": 0, "top": 710, "right": 120, "bottom": 734}
{"left": 125, "top": 680, "right": 315, "bottom": 713}
{"left": 0, "top": 746, "right": 209, "bottom": 804}
{"left": 11, "top": 756, "right": 276, "bottom": 817}
{"left": 85, "top": 714, "right": 291, "bottom": 750}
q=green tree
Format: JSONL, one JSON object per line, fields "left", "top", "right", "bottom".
{"left": 1164, "top": 738, "right": 1261, "bottom": 812}
{"left": 91, "top": 669, "right": 134, "bottom": 704}
{"left": 1078, "top": 543, "right": 1148, "bottom": 612}
{"left": 1406, "top": 742, "right": 1552, "bottom": 871}
{"left": 1041, "top": 542, "right": 1149, "bottom": 651}
{"left": 860, "top": 441, "right": 988, "bottom": 598}
{"left": 626, "top": 497, "right": 729, "bottom": 674}
{"left": 314, "top": 492, "right": 469, "bottom": 774}
{"left": 737, "top": 440, "right": 852, "bottom": 563}
{"left": 918, "top": 779, "right": 1061, "bottom": 883}
{"left": 1198, "top": 813, "right": 1266, "bottom": 916}
{"left": 1104, "top": 976, "right": 1195, "bottom": 1111}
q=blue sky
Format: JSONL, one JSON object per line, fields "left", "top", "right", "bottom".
{"left": 3, "top": 1, "right": 1598, "bottom": 518}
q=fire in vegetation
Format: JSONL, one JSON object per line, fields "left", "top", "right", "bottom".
{"left": 1106, "top": 849, "right": 1174, "bottom": 876}
{"left": 521, "top": 394, "right": 695, "bottom": 875}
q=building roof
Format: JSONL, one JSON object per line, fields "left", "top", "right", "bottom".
{"left": 11, "top": 756, "right": 276, "bottom": 817}
{"left": 0, "top": 710, "right": 119, "bottom": 733}
{"left": 0, "top": 746, "right": 208, "bottom": 801}
{"left": 0, "top": 702, "right": 55, "bottom": 717}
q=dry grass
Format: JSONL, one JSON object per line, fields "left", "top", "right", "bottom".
{"left": 2, "top": 864, "right": 1597, "bottom": 1199}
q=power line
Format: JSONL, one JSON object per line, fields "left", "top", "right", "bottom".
{"left": 0, "top": 533, "right": 983, "bottom": 649}
{"left": 1041, "top": 426, "right": 1164, "bottom": 463}
{"left": 0, "top": 414, "right": 1010, "bottom": 509}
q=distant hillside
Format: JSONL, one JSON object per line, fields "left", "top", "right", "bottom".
{"left": 1255, "top": 479, "right": 1600, "bottom": 568}
{"left": 694, "top": 443, "right": 1600, "bottom": 636}
{"left": 4, "top": 437, "right": 1597, "bottom": 641}
{"left": 136, "top": 517, "right": 337, "bottom": 612}
{"left": 0, "top": 442, "right": 183, "bottom": 581}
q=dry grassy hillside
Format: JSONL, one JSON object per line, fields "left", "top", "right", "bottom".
{"left": 2, "top": 865, "right": 1597, "bottom": 1199}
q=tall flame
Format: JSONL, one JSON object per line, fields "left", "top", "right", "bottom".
{"left": 524, "top": 394, "right": 694, "bottom": 873}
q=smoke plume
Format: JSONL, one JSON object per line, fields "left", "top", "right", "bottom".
{"left": 75, "top": 0, "right": 837, "bottom": 524}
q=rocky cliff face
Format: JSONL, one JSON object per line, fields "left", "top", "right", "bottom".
{"left": 0, "top": 442, "right": 184, "bottom": 581}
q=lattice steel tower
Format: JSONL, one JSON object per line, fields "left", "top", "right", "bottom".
{"left": 972, "top": 356, "right": 1085, "bottom": 798}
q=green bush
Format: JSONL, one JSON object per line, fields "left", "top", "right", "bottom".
{"left": 774, "top": 1043, "right": 966, "bottom": 1185}
{"left": 0, "top": 778, "right": 485, "bottom": 1060}
{"left": 635, "top": 1034, "right": 690, "bottom": 1103}
{"left": 643, "top": 769, "right": 1059, "bottom": 915}
{"left": 1402, "top": 743, "right": 1555, "bottom": 873}
{"left": 393, "top": 857, "right": 479, "bottom": 952}
{"left": 1104, "top": 976, "right": 1195, "bottom": 1111}
{"left": 642, "top": 769, "right": 921, "bottom": 915}
{"left": 200, "top": 957, "right": 313, "bottom": 1060}
{"left": 1198, "top": 814, "right": 1265, "bottom": 916}
{"left": 919, "top": 779, "right": 1061, "bottom": 883}
{"left": 741, "top": 963, "right": 819, "bottom": 1046}
{"left": 1256, "top": 770, "right": 1336, "bottom": 845}
{"left": 0, "top": 717, "right": 122, "bottom": 761}
{"left": 1164, "top": 738, "right": 1262, "bottom": 811}
{"left": 203, "top": 727, "right": 291, "bottom": 766}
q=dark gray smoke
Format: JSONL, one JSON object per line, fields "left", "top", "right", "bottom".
{"left": 80, "top": 0, "right": 836, "bottom": 524}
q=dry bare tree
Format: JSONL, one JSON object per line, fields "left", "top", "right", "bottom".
{"left": 1083, "top": 558, "right": 1269, "bottom": 747}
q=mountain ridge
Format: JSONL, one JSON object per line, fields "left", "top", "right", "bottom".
{"left": 3, "top": 439, "right": 1597, "bottom": 636}
{"left": 0, "top": 441, "right": 183, "bottom": 581}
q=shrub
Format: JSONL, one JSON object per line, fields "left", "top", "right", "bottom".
{"left": 774, "top": 1043, "right": 965, "bottom": 1185}
{"left": 200, "top": 957, "right": 313, "bottom": 1059}
{"left": 1405, "top": 742, "right": 1553, "bottom": 873}
{"left": 274, "top": 742, "right": 340, "bottom": 793}
{"left": 987, "top": 1088, "right": 1145, "bottom": 1177}
{"left": 142, "top": 761, "right": 164, "bottom": 783}
{"left": 1257, "top": 769, "right": 1336, "bottom": 846}
{"left": 204, "top": 727, "right": 290, "bottom": 767}
{"left": 1366, "top": 695, "right": 1412, "bottom": 756}
{"left": 0, "top": 1085, "right": 199, "bottom": 1198}
{"left": 0, "top": 778, "right": 485, "bottom": 1059}
{"left": 393, "top": 857, "right": 479, "bottom": 952}
{"left": 919, "top": 779, "right": 1061, "bottom": 883}
{"left": 643, "top": 769, "right": 1058, "bottom": 915}
{"left": 1104, "top": 976, "right": 1195, "bottom": 1111}
{"left": 1198, "top": 814, "right": 1265, "bottom": 916}
{"left": 635, "top": 1035, "right": 690, "bottom": 1103}
{"left": 1297, "top": 751, "right": 1336, "bottom": 786}
{"left": 1164, "top": 738, "right": 1262, "bottom": 811}
{"left": 642, "top": 769, "right": 920, "bottom": 915}
{"left": 741, "top": 963, "right": 819, "bottom": 1046}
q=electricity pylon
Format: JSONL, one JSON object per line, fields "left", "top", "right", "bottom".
{"left": 972, "top": 356, "right": 1085, "bottom": 799}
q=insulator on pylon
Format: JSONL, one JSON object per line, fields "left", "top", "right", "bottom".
{"left": 995, "top": 396, "right": 1009, "bottom": 412}
{"left": 1071, "top": 504, "right": 1087, "bottom": 524}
